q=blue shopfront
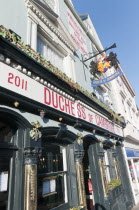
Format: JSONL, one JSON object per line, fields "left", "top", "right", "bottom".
{"left": 126, "top": 149, "right": 139, "bottom": 203}
{"left": 126, "top": 149, "right": 139, "bottom": 158}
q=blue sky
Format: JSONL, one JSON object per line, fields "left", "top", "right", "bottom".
{"left": 72, "top": 0, "right": 139, "bottom": 107}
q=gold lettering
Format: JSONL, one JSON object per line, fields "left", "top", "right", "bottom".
{"left": 30, "top": 168, "right": 36, "bottom": 201}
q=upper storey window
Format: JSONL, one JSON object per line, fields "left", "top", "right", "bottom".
{"left": 37, "top": 35, "right": 64, "bottom": 71}
{"left": 94, "top": 87, "right": 104, "bottom": 102}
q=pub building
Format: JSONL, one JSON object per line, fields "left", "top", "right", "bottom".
{"left": 0, "top": 27, "right": 135, "bottom": 210}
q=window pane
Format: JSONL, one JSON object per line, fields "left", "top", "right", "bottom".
{"left": 37, "top": 36, "right": 45, "bottom": 56}
{"left": 0, "top": 122, "right": 14, "bottom": 143}
{"left": 38, "top": 145, "right": 63, "bottom": 173}
{"left": 38, "top": 144, "right": 67, "bottom": 210}
{"left": 38, "top": 175, "right": 65, "bottom": 210}
{"left": 37, "top": 36, "right": 63, "bottom": 71}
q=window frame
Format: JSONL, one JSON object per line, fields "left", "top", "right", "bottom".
{"left": 37, "top": 144, "right": 68, "bottom": 209}
{"left": 37, "top": 33, "right": 65, "bottom": 72}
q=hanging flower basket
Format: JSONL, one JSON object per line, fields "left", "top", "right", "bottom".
{"left": 30, "top": 120, "right": 42, "bottom": 141}
{"left": 107, "top": 179, "right": 121, "bottom": 191}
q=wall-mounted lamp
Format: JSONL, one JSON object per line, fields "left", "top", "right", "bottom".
{"left": 59, "top": 117, "right": 63, "bottom": 122}
{"left": 14, "top": 101, "right": 19, "bottom": 107}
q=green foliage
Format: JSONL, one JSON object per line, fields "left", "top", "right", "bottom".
{"left": 30, "top": 121, "right": 42, "bottom": 140}
{"left": 29, "top": 129, "right": 42, "bottom": 139}
{"left": 0, "top": 31, "right": 6, "bottom": 38}
{"left": 107, "top": 179, "right": 121, "bottom": 191}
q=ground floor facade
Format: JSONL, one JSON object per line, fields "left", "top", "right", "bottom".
{"left": 0, "top": 106, "right": 135, "bottom": 210}
{"left": 0, "top": 36, "right": 134, "bottom": 210}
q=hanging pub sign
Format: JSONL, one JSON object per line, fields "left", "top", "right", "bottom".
{"left": 90, "top": 52, "right": 123, "bottom": 87}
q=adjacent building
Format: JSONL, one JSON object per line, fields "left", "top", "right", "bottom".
{"left": 109, "top": 65, "right": 139, "bottom": 204}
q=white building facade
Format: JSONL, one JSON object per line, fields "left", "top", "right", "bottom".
{"left": 109, "top": 65, "right": 139, "bottom": 204}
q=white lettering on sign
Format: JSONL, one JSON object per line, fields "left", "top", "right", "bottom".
{"left": 67, "top": 9, "right": 87, "bottom": 55}
{"left": 0, "top": 62, "right": 123, "bottom": 136}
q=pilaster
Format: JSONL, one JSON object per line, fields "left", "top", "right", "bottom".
{"left": 24, "top": 147, "right": 41, "bottom": 210}
{"left": 75, "top": 151, "right": 87, "bottom": 209}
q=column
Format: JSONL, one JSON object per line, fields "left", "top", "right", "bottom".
{"left": 24, "top": 147, "right": 41, "bottom": 210}
{"left": 75, "top": 151, "right": 87, "bottom": 209}
{"left": 98, "top": 148, "right": 108, "bottom": 197}
{"left": 88, "top": 143, "right": 106, "bottom": 210}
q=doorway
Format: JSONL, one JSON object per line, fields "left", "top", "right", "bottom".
{"left": 0, "top": 121, "right": 15, "bottom": 210}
